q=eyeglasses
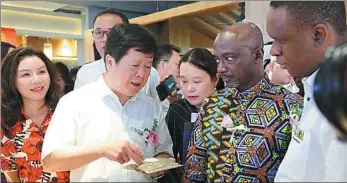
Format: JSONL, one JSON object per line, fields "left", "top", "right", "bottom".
{"left": 92, "top": 29, "right": 111, "bottom": 39}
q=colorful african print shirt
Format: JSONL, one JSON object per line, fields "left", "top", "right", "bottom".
{"left": 1, "top": 109, "right": 70, "bottom": 182}
{"left": 184, "top": 77, "right": 303, "bottom": 183}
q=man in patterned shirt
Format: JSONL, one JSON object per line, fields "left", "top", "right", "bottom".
{"left": 184, "top": 22, "right": 303, "bottom": 183}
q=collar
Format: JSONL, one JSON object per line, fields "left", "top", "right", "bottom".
{"left": 243, "top": 75, "right": 271, "bottom": 93}
{"left": 302, "top": 69, "right": 319, "bottom": 88}
{"left": 97, "top": 75, "right": 140, "bottom": 104}
{"left": 21, "top": 108, "right": 51, "bottom": 132}
{"left": 223, "top": 75, "right": 271, "bottom": 99}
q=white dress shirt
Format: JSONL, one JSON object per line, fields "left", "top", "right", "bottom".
{"left": 42, "top": 76, "right": 174, "bottom": 182}
{"left": 275, "top": 70, "right": 347, "bottom": 182}
{"left": 74, "top": 59, "right": 161, "bottom": 102}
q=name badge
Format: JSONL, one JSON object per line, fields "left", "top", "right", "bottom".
{"left": 293, "top": 124, "right": 304, "bottom": 143}
{"left": 191, "top": 113, "right": 198, "bottom": 123}
{"left": 290, "top": 104, "right": 304, "bottom": 143}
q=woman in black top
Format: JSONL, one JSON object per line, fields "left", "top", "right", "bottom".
{"left": 163, "top": 48, "right": 223, "bottom": 182}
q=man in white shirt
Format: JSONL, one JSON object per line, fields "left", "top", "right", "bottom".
{"left": 266, "top": 1, "right": 347, "bottom": 181}
{"left": 74, "top": 8, "right": 160, "bottom": 101}
{"left": 42, "top": 24, "right": 174, "bottom": 182}
{"left": 152, "top": 44, "right": 182, "bottom": 113}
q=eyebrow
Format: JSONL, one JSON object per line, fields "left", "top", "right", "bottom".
{"left": 18, "top": 66, "right": 46, "bottom": 72}
{"left": 221, "top": 52, "right": 236, "bottom": 57}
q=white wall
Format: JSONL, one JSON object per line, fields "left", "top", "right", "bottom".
{"left": 245, "top": 1, "right": 273, "bottom": 43}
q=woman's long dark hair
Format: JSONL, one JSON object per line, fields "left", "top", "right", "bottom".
{"left": 1, "top": 46, "right": 61, "bottom": 138}
{"left": 55, "top": 62, "right": 73, "bottom": 94}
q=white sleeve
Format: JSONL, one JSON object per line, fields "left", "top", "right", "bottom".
{"left": 155, "top": 102, "right": 174, "bottom": 157}
{"left": 42, "top": 95, "right": 78, "bottom": 160}
{"left": 322, "top": 122, "right": 347, "bottom": 181}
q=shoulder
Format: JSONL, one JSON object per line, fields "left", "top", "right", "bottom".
{"left": 78, "top": 60, "right": 103, "bottom": 75}
{"left": 169, "top": 99, "right": 186, "bottom": 108}
{"left": 268, "top": 83, "right": 303, "bottom": 101}
{"left": 58, "top": 82, "right": 99, "bottom": 106}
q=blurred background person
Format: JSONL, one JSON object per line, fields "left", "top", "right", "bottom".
{"left": 153, "top": 44, "right": 181, "bottom": 85}
{"left": 55, "top": 62, "right": 73, "bottom": 97}
{"left": 1, "top": 41, "right": 16, "bottom": 183}
{"left": 69, "top": 66, "right": 82, "bottom": 87}
{"left": 153, "top": 44, "right": 182, "bottom": 114}
{"left": 1, "top": 41, "right": 16, "bottom": 61}
{"left": 267, "top": 56, "right": 300, "bottom": 93}
{"left": 1, "top": 47, "right": 69, "bottom": 182}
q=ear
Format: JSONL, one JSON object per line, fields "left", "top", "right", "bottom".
{"left": 312, "top": 24, "right": 327, "bottom": 47}
{"left": 159, "top": 60, "right": 165, "bottom": 69}
{"left": 254, "top": 48, "right": 264, "bottom": 64}
{"left": 214, "top": 73, "right": 221, "bottom": 87}
{"left": 104, "top": 54, "right": 115, "bottom": 71}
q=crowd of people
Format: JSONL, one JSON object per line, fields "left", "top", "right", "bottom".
{"left": 1, "top": 1, "right": 346, "bottom": 182}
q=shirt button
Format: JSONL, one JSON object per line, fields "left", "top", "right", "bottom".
{"left": 307, "top": 97, "right": 311, "bottom": 101}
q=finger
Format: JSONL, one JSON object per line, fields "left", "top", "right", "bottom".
{"left": 115, "top": 156, "right": 125, "bottom": 164}
{"left": 170, "top": 90, "right": 177, "bottom": 96}
{"left": 128, "top": 143, "right": 145, "bottom": 165}
{"left": 168, "top": 158, "right": 175, "bottom": 162}
{"left": 119, "top": 152, "right": 130, "bottom": 163}
{"left": 151, "top": 171, "right": 165, "bottom": 179}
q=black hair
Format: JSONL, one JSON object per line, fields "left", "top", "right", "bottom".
{"left": 153, "top": 44, "right": 181, "bottom": 69}
{"left": 270, "top": 1, "right": 346, "bottom": 36}
{"left": 1, "top": 41, "right": 16, "bottom": 60}
{"left": 69, "top": 66, "right": 82, "bottom": 85}
{"left": 93, "top": 8, "right": 129, "bottom": 26}
{"left": 55, "top": 62, "right": 73, "bottom": 94}
{"left": 179, "top": 48, "right": 218, "bottom": 81}
{"left": 104, "top": 23, "right": 158, "bottom": 64}
{"left": 1, "top": 46, "right": 60, "bottom": 138}
{"left": 93, "top": 42, "right": 102, "bottom": 60}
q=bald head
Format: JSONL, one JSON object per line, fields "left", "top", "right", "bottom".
{"left": 216, "top": 22, "right": 264, "bottom": 50}
{"left": 213, "top": 22, "right": 265, "bottom": 91}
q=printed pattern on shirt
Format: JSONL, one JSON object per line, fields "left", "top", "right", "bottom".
{"left": 184, "top": 77, "right": 303, "bottom": 183}
{"left": 1, "top": 109, "right": 70, "bottom": 182}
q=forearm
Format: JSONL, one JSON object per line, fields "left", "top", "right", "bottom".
{"left": 42, "top": 144, "right": 104, "bottom": 172}
{"left": 4, "top": 171, "right": 21, "bottom": 182}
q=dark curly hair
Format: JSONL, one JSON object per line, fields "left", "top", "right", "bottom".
{"left": 1, "top": 46, "right": 61, "bottom": 138}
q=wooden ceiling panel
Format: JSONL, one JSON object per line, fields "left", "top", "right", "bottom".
{"left": 130, "top": 1, "right": 239, "bottom": 26}
{"left": 199, "top": 16, "right": 226, "bottom": 30}
{"left": 190, "top": 18, "right": 221, "bottom": 40}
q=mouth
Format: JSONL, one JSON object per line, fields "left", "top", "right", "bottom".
{"left": 31, "top": 86, "right": 44, "bottom": 93}
{"left": 187, "top": 96, "right": 199, "bottom": 100}
{"left": 130, "top": 82, "right": 141, "bottom": 88}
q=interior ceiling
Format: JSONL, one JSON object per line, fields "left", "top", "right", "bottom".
{"left": 1, "top": 1, "right": 87, "bottom": 15}
{"left": 2, "top": 1, "right": 244, "bottom": 41}
{"left": 189, "top": 2, "right": 244, "bottom": 40}
{"left": 1, "top": 1, "right": 195, "bottom": 16}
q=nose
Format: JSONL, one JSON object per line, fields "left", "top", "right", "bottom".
{"left": 31, "top": 74, "right": 42, "bottom": 84}
{"left": 270, "top": 42, "right": 282, "bottom": 57}
{"left": 101, "top": 32, "right": 108, "bottom": 42}
{"left": 217, "top": 61, "right": 227, "bottom": 73}
{"left": 136, "top": 66, "right": 145, "bottom": 78}
{"left": 187, "top": 83, "right": 195, "bottom": 92}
